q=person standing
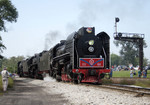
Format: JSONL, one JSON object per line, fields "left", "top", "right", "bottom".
{"left": 1, "top": 67, "right": 9, "bottom": 92}
{"left": 109, "top": 69, "right": 113, "bottom": 78}
{"left": 130, "top": 70, "right": 133, "bottom": 78}
{"left": 142, "top": 70, "right": 147, "bottom": 78}
{"left": 138, "top": 70, "right": 142, "bottom": 78}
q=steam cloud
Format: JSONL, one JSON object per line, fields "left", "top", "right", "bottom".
{"left": 45, "top": 0, "right": 150, "bottom": 50}
{"left": 44, "top": 73, "right": 56, "bottom": 82}
{"left": 44, "top": 31, "right": 61, "bottom": 50}
{"left": 66, "top": 0, "right": 150, "bottom": 32}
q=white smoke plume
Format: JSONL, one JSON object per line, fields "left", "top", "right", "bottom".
{"left": 44, "top": 31, "right": 61, "bottom": 50}
{"left": 66, "top": 0, "right": 150, "bottom": 32}
{"left": 43, "top": 73, "right": 56, "bottom": 82}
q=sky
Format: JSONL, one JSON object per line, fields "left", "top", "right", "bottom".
{"left": 1, "top": 0, "right": 150, "bottom": 61}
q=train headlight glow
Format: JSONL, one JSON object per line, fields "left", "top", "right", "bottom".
{"left": 88, "top": 47, "right": 94, "bottom": 52}
{"left": 89, "top": 40, "right": 94, "bottom": 45}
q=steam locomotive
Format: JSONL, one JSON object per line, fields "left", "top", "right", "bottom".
{"left": 17, "top": 27, "right": 110, "bottom": 84}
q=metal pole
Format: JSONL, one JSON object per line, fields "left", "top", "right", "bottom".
{"left": 115, "top": 21, "right": 117, "bottom": 35}
{"left": 139, "top": 39, "right": 143, "bottom": 71}
{"left": 115, "top": 17, "right": 120, "bottom": 36}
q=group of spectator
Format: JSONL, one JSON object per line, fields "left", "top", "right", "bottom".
{"left": 111, "top": 65, "right": 149, "bottom": 78}
{"left": 130, "top": 68, "right": 148, "bottom": 78}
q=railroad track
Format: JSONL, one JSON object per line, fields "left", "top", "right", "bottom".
{"left": 99, "top": 84, "right": 150, "bottom": 97}
{"left": 78, "top": 82, "right": 150, "bottom": 97}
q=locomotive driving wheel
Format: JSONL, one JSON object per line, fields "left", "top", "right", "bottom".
{"left": 55, "top": 62, "right": 62, "bottom": 82}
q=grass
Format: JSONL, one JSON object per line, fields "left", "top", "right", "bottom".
{"left": 112, "top": 70, "right": 130, "bottom": 77}
{"left": 135, "top": 80, "right": 150, "bottom": 88}
{"left": 102, "top": 70, "right": 150, "bottom": 88}
{"left": 0, "top": 75, "right": 14, "bottom": 94}
{"left": 112, "top": 70, "right": 150, "bottom": 78}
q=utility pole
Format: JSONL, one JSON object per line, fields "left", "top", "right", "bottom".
{"left": 114, "top": 17, "right": 144, "bottom": 71}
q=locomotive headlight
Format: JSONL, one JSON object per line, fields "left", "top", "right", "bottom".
{"left": 88, "top": 46, "right": 94, "bottom": 52}
{"left": 89, "top": 40, "right": 94, "bottom": 45}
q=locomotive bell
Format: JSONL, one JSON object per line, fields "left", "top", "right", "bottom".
{"left": 77, "top": 27, "right": 95, "bottom": 36}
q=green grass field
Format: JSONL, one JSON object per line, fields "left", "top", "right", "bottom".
{"left": 112, "top": 70, "right": 150, "bottom": 78}
{"left": 107, "top": 70, "right": 150, "bottom": 87}
{"left": 0, "top": 75, "right": 14, "bottom": 94}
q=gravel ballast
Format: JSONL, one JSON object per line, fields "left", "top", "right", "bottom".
{"left": 25, "top": 76, "right": 150, "bottom": 105}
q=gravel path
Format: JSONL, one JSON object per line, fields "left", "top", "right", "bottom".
{"left": 0, "top": 77, "right": 69, "bottom": 105}
{"left": 1, "top": 76, "right": 149, "bottom": 105}
{"left": 29, "top": 76, "right": 150, "bottom": 105}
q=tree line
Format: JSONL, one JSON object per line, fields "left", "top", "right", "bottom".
{"left": 0, "top": 56, "right": 24, "bottom": 73}
{"left": 111, "top": 53, "right": 149, "bottom": 67}
{"left": 1, "top": 53, "right": 149, "bottom": 73}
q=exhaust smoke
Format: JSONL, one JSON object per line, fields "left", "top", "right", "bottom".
{"left": 43, "top": 73, "right": 56, "bottom": 82}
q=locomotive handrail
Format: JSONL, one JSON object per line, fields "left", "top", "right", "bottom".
{"left": 53, "top": 52, "right": 70, "bottom": 61}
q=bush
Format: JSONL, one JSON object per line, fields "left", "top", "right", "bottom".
{"left": 8, "top": 77, "right": 14, "bottom": 88}
{"left": 0, "top": 76, "right": 3, "bottom": 92}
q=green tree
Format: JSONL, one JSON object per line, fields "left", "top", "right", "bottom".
{"left": 1, "top": 56, "right": 25, "bottom": 72}
{"left": 114, "top": 39, "right": 147, "bottom": 66}
{"left": 111, "top": 53, "right": 121, "bottom": 66}
{"left": 142, "top": 58, "right": 148, "bottom": 67}
{"left": 0, "top": 36, "right": 6, "bottom": 57}
{"left": 0, "top": 0, "right": 18, "bottom": 31}
{"left": 0, "top": 0, "right": 18, "bottom": 57}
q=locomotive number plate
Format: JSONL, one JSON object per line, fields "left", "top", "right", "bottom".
{"left": 79, "top": 58, "right": 104, "bottom": 68}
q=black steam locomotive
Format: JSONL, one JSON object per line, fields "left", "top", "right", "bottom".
{"left": 17, "top": 27, "right": 110, "bottom": 84}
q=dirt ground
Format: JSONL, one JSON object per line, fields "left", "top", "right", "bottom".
{"left": 1, "top": 77, "right": 150, "bottom": 105}
{"left": 0, "top": 78, "right": 69, "bottom": 105}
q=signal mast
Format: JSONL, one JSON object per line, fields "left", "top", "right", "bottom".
{"left": 114, "top": 17, "right": 144, "bottom": 71}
